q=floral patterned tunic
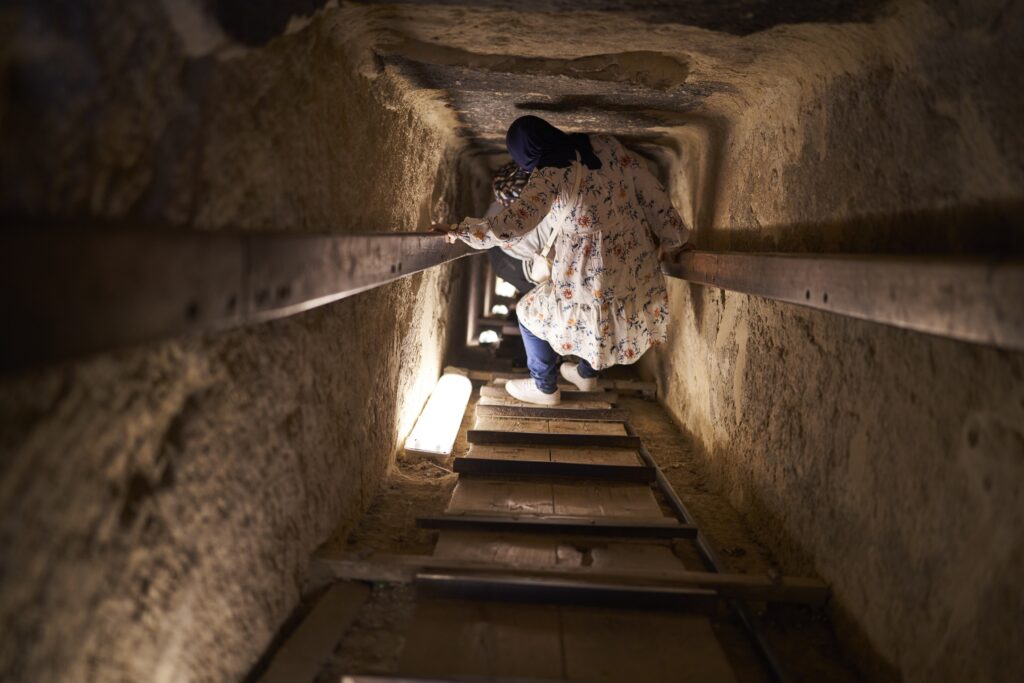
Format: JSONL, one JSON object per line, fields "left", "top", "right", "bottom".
{"left": 455, "top": 134, "right": 690, "bottom": 369}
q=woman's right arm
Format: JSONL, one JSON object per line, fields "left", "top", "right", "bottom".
{"left": 630, "top": 156, "right": 691, "bottom": 251}
{"left": 454, "top": 166, "right": 564, "bottom": 250}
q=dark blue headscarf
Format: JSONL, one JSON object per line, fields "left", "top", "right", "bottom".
{"left": 506, "top": 115, "right": 602, "bottom": 172}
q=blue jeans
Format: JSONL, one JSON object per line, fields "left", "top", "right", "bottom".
{"left": 519, "top": 321, "right": 599, "bottom": 393}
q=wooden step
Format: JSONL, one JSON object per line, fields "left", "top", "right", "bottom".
{"left": 475, "top": 404, "right": 629, "bottom": 421}
{"left": 418, "top": 513, "right": 696, "bottom": 538}
{"left": 468, "top": 430, "right": 642, "bottom": 449}
{"left": 452, "top": 456, "right": 656, "bottom": 483}
{"left": 479, "top": 384, "right": 618, "bottom": 403}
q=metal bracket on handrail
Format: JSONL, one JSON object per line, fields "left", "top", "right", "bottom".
{"left": 0, "top": 229, "right": 474, "bottom": 372}
{"left": 662, "top": 251, "right": 1024, "bottom": 352}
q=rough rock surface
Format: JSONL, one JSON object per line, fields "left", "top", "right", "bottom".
{"left": 336, "top": 1, "right": 1024, "bottom": 679}
{"left": 0, "top": 3, "right": 489, "bottom": 682}
{"left": 2, "top": 0, "right": 1023, "bottom": 681}
{"left": 639, "top": 2, "right": 1024, "bottom": 681}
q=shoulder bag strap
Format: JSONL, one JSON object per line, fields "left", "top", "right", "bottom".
{"left": 540, "top": 152, "right": 583, "bottom": 259}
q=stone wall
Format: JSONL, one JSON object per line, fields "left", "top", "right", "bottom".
{"left": 641, "top": 1, "right": 1024, "bottom": 680}
{"left": 0, "top": 3, "right": 487, "bottom": 682}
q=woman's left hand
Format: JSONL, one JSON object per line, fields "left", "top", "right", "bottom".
{"left": 428, "top": 223, "right": 460, "bottom": 244}
{"left": 660, "top": 242, "right": 695, "bottom": 263}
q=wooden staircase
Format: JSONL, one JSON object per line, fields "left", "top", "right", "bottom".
{"left": 256, "top": 368, "right": 827, "bottom": 683}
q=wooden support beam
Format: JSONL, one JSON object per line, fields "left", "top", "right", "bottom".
{"left": 0, "top": 229, "right": 473, "bottom": 372}
{"left": 470, "top": 371, "right": 654, "bottom": 396}
{"left": 474, "top": 405, "right": 629, "bottom": 421}
{"left": 468, "top": 430, "right": 642, "bottom": 449}
{"left": 417, "top": 513, "right": 697, "bottom": 538}
{"left": 256, "top": 581, "right": 370, "bottom": 683}
{"left": 479, "top": 385, "right": 618, "bottom": 402}
{"left": 313, "top": 555, "right": 830, "bottom": 606}
{"left": 416, "top": 572, "right": 719, "bottom": 612}
{"left": 452, "top": 456, "right": 656, "bottom": 483}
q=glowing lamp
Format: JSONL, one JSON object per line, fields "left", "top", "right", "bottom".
{"left": 404, "top": 372, "right": 472, "bottom": 456}
{"left": 478, "top": 330, "right": 500, "bottom": 345}
{"left": 494, "top": 277, "right": 518, "bottom": 298}
{"left": 491, "top": 304, "right": 509, "bottom": 316}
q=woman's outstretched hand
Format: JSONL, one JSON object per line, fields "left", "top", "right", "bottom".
{"left": 427, "top": 223, "right": 460, "bottom": 244}
{"left": 660, "top": 242, "right": 696, "bottom": 263}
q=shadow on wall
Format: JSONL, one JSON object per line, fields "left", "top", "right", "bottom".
{"left": 698, "top": 200, "right": 1024, "bottom": 255}
{"left": 209, "top": 0, "right": 328, "bottom": 45}
{"left": 350, "top": 0, "right": 887, "bottom": 36}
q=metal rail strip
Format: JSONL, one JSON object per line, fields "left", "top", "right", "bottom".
{"left": 662, "top": 252, "right": 1024, "bottom": 352}
{"left": 625, "top": 421, "right": 790, "bottom": 683}
{"left": 0, "top": 229, "right": 473, "bottom": 371}
{"left": 417, "top": 513, "right": 698, "bottom": 538}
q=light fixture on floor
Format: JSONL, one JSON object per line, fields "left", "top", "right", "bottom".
{"left": 494, "top": 276, "right": 517, "bottom": 298}
{"left": 478, "top": 329, "right": 500, "bottom": 345}
{"left": 404, "top": 370, "right": 472, "bottom": 457}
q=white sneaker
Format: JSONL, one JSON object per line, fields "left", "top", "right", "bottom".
{"left": 505, "top": 378, "right": 561, "bottom": 406}
{"left": 560, "top": 362, "right": 599, "bottom": 391}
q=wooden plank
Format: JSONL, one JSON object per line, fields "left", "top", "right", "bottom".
{"left": 313, "top": 555, "right": 831, "bottom": 605}
{"left": 468, "top": 444, "right": 551, "bottom": 461}
{"left": 432, "top": 531, "right": 559, "bottom": 566}
{"left": 257, "top": 581, "right": 370, "bottom": 683}
{"left": 473, "top": 416, "right": 549, "bottom": 432}
{"left": 560, "top": 608, "right": 737, "bottom": 682}
{"left": 548, "top": 447, "right": 641, "bottom": 466}
{"left": 479, "top": 385, "right": 618, "bottom": 403}
{"left": 415, "top": 572, "right": 719, "bottom": 611}
{"left": 477, "top": 372, "right": 655, "bottom": 396}
{"left": 552, "top": 481, "right": 664, "bottom": 519}
{"left": 0, "top": 230, "right": 475, "bottom": 373}
{"left": 475, "top": 404, "right": 630, "bottom": 421}
{"left": 468, "top": 430, "right": 641, "bottom": 449}
{"left": 433, "top": 531, "right": 687, "bottom": 573}
{"left": 464, "top": 446, "right": 642, "bottom": 466}
{"left": 482, "top": 372, "right": 654, "bottom": 390}
{"left": 477, "top": 394, "right": 613, "bottom": 410}
{"left": 473, "top": 415, "right": 628, "bottom": 435}
{"left": 399, "top": 599, "right": 564, "bottom": 680}
{"left": 397, "top": 601, "right": 732, "bottom": 682}
{"left": 547, "top": 419, "right": 627, "bottom": 435}
{"left": 418, "top": 514, "right": 695, "bottom": 537}
{"left": 588, "top": 542, "right": 689, "bottom": 573}
{"left": 452, "top": 457, "right": 656, "bottom": 483}
{"left": 447, "top": 478, "right": 554, "bottom": 515}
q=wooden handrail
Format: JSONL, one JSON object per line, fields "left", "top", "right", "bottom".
{"left": 0, "top": 228, "right": 473, "bottom": 372}
{"left": 662, "top": 251, "right": 1024, "bottom": 352}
